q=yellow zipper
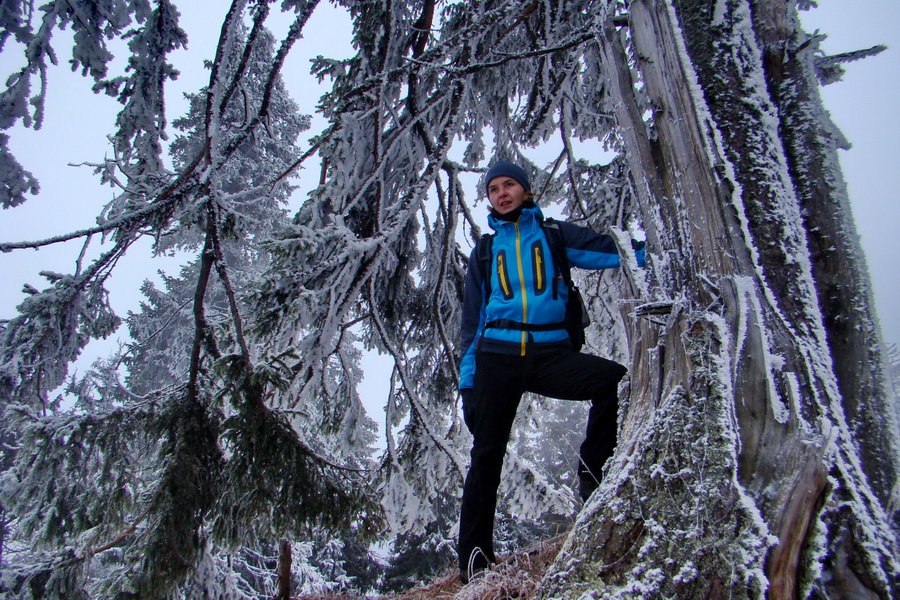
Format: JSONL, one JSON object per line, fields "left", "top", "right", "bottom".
{"left": 534, "top": 246, "right": 543, "bottom": 291}
{"left": 497, "top": 253, "right": 511, "bottom": 297}
{"left": 514, "top": 223, "right": 527, "bottom": 355}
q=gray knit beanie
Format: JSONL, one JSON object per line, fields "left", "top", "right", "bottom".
{"left": 484, "top": 160, "right": 531, "bottom": 194}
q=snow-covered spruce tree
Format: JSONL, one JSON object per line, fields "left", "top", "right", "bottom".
{"left": 0, "top": 3, "right": 377, "bottom": 597}
{"left": 120, "top": 21, "right": 306, "bottom": 402}
{"left": 0, "top": 2, "right": 188, "bottom": 594}
{"left": 119, "top": 24, "right": 383, "bottom": 597}
{"left": 537, "top": 1, "right": 900, "bottom": 598}
{"left": 381, "top": 497, "right": 458, "bottom": 593}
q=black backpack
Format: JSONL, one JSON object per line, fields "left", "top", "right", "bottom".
{"left": 475, "top": 218, "right": 590, "bottom": 351}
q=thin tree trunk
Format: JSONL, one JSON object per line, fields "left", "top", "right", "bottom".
{"left": 276, "top": 539, "right": 291, "bottom": 600}
{"left": 0, "top": 429, "right": 13, "bottom": 566}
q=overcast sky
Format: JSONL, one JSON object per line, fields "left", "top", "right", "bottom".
{"left": 1, "top": 1, "right": 897, "bottom": 367}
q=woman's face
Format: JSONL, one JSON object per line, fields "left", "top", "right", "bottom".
{"left": 487, "top": 176, "right": 526, "bottom": 215}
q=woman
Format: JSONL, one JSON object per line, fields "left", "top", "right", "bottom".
{"left": 456, "top": 160, "right": 644, "bottom": 583}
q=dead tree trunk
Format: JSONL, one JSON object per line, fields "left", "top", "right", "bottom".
{"left": 540, "top": 1, "right": 899, "bottom": 598}
{"left": 748, "top": 0, "right": 899, "bottom": 516}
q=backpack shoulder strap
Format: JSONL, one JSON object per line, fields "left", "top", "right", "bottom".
{"left": 543, "top": 218, "right": 590, "bottom": 341}
{"left": 476, "top": 233, "right": 494, "bottom": 296}
{"left": 541, "top": 218, "right": 571, "bottom": 286}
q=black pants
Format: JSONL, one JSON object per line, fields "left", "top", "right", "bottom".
{"left": 457, "top": 345, "right": 626, "bottom": 571}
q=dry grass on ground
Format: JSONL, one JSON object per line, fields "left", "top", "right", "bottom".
{"left": 297, "top": 534, "right": 567, "bottom": 600}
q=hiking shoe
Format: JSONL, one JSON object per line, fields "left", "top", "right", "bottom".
{"left": 459, "top": 565, "right": 489, "bottom": 585}
{"left": 459, "top": 547, "right": 493, "bottom": 585}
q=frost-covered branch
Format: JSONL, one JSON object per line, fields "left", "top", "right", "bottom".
{"left": 186, "top": 233, "right": 218, "bottom": 401}
{"left": 367, "top": 280, "right": 465, "bottom": 479}
{"left": 0, "top": 145, "right": 205, "bottom": 252}
{"left": 813, "top": 43, "right": 887, "bottom": 85}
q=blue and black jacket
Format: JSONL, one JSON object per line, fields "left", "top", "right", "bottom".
{"left": 458, "top": 204, "right": 645, "bottom": 390}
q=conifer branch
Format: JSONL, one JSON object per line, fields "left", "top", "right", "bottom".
{"left": 0, "top": 147, "right": 206, "bottom": 252}
{"left": 430, "top": 167, "right": 461, "bottom": 383}
{"left": 367, "top": 280, "right": 466, "bottom": 480}
{"left": 218, "top": 1, "right": 271, "bottom": 117}
{"left": 187, "top": 233, "right": 217, "bottom": 402}
{"left": 207, "top": 201, "right": 252, "bottom": 370}
{"left": 271, "top": 138, "right": 324, "bottom": 187}
{"left": 56, "top": 507, "right": 153, "bottom": 568}
{"left": 218, "top": 1, "right": 320, "bottom": 163}
{"left": 205, "top": 0, "right": 247, "bottom": 153}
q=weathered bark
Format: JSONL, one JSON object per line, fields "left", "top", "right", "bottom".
{"left": 540, "top": 1, "right": 899, "bottom": 598}
{"left": 669, "top": 1, "right": 900, "bottom": 597}
{"left": 749, "top": 0, "right": 899, "bottom": 519}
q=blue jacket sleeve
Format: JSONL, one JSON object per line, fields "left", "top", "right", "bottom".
{"left": 458, "top": 248, "right": 486, "bottom": 390}
{"left": 633, "top": 241, "right": 646, "bottom": 267}
{"left": 556, "top": 220, "right": 646, "bottom": 270}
